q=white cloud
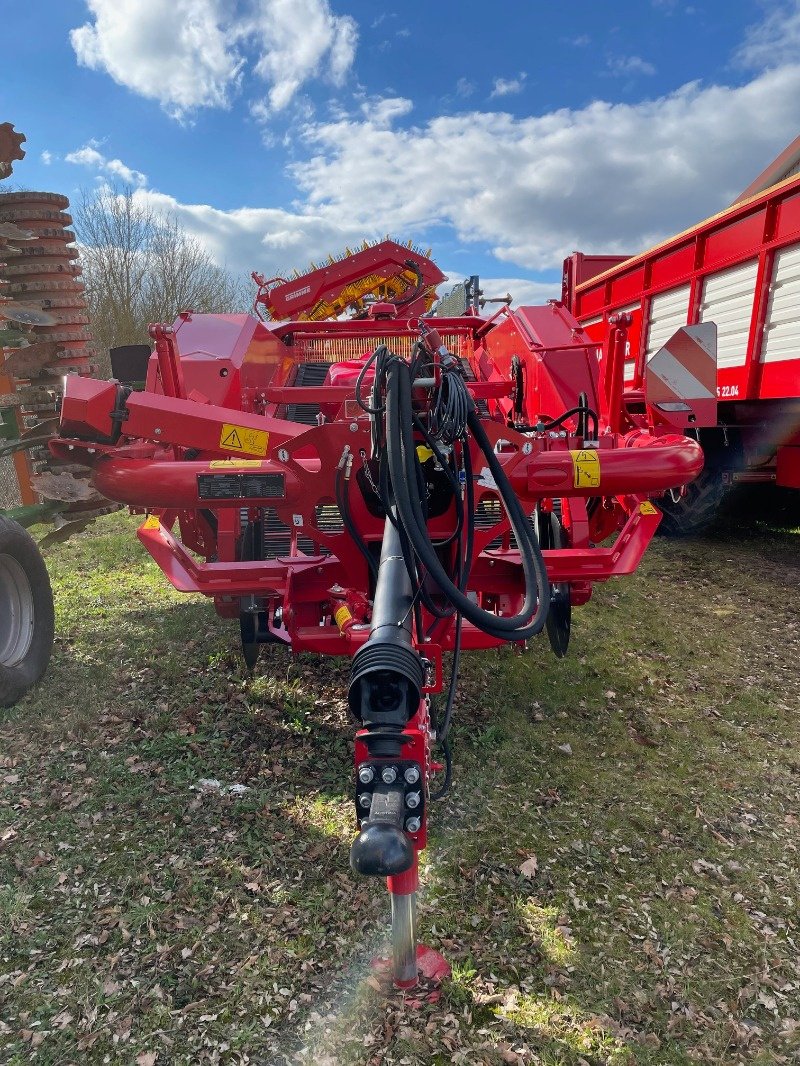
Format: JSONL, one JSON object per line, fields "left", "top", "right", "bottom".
{"left": 40, "top": 150, "right": 54, "bottom": 165}
{"left": 288, "top": 64, "right": 800, "bottom": 271}
{"left": 67, "top": 44, "right": 800, "bottom": 299}
{"left": 66, "top": 140, "right": 148, "bottom": 187}
{"left": 736, "top": 0, "right": 800, "bottom": 70}
{"left": 65, "top": 145, "right": 105, "bottom": 168}
{"left": 130, "top": 186, "right": 369, "bottom": 280}
{"left": 490, "top": 74, "right": 527, "bottom": 98}
{"left": 246, "top": 0, "right": 357, "bottom": 114}
{"left": 363, "top": 97, "right": 413, "bottom": 127}
{"left": 70, "top": 0, "right": 242, "bottom": 117}
{"left": 456, "top": 77, "right": 475, "bottom": 98}
{"left": 70, "top": 0, "right": 357, "bottom": 120}
{"left": 607, "top": 55, "right": 656, "bottom": 77}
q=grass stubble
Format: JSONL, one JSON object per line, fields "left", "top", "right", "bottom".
{"left": 1, "top": 504, "right": 799, "bottom": 1064}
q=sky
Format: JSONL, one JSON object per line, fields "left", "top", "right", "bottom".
{"left": 4, "top": 0, "right": 800, "bottom": 306}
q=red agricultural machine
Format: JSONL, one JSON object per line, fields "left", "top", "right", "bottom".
{"left": 563, "top": 156, "right": 800, "bottom": 534}
{"left": 51, "top": 238, "right": 715, "bottom": 988}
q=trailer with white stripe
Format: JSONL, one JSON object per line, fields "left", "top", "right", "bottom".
{"left": 562, "top": 169, "right": 800, "bottom": 533}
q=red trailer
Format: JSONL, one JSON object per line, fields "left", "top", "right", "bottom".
{"left": 563, "top": 170, "right": 800, "bottom": 533}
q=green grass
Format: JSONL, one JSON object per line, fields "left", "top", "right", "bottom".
{"left": 1, "top": 510, "right": 799, "bottom": 1064}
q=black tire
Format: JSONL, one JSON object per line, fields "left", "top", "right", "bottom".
{"left": 0, "top": 516, "right": 54, "bottom": 707}
{"left": 656, "top": 469, "right": 728, "bottom": 537}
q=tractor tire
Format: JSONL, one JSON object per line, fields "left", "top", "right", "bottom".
{"left": 0, "top": 516, "right": 54, "bottom": 707}
{"left": 655, "top": 469, "right": 728, "bottom": 538}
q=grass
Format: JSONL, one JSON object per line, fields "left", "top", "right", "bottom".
{"left": 0, "top": 507, "right": 799, "bottom": 1064}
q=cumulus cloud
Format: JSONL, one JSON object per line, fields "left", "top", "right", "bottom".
{"left": 490, "top": 74, "right": 527, "bottom": 98}
{"left": 41, "top": 150, "right": 54, "bottom": 165}
{"left": 122, "top": 183, "right": 562, "bottom": 307}
{"left": 130, "top": 186, "right": 369, "bottom": 280}
{"left": 288, "top": 64, "right": 800, "bottom": 270}
{"left": 89, "top": 59, "right": 800, "bottom": 285}
{"left": 70, "top": 0, "right": 357, "bottom": 120}
{"left": 246, "top": 0, "right": 357, "bottom": 114}
{"left": 736, "top": 0, "right": 800, "bottom": 70}
{"left": 70, "top": 0, "right": 242, "bottom": 116}
{"left": 363, "top": 97, "right": 413, "bottom": 127}
{"left": 65, "top": 141, "right": 148, "bottom": 187}
{"left": 67, "top": 8, "right": 800, "bottom": 296}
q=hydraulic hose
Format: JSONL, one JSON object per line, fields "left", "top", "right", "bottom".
{"left": 385, "top": 357, "right": 550, "bottom": 641}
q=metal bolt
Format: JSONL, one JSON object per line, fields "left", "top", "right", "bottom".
{"left": 404, "top": 766, "right": 420, "bottom": 785}
{"left": 381, "top": 766, "right": 397, "bottom": 784}
{"left": 406, "top": 791, "right": 421, "bottom": 809}
{"left": 406, "top": 817, "right": 421, "bottom": 833}
{"left": 349, "top": 422, "right": 358, "bottom": 432}
{"left": 154, "top": 428, "right": 161, "bottom": 435}
{"left": 358, "top": 766, "right": 374, "bottom": 784}
{"left": 278, "top": 448, "right": 289, "bottom": 462}
{"left": 358, "top": 793, "right": 372, "bottom": 809}
{"left": 522, "top": 442, "right": 532, "bottom": 455}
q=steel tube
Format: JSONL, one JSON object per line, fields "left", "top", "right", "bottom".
{"left": 390, "top": 890, "right": 418, "bottom": 987}
{"left": 509, "top": 434, "right": 704, "bottom": 498}
{"left": 89, "top": 457, "right": 297, "bottom": 509}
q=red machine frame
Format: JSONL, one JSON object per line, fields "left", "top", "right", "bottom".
{"left": 52, "top": 284, "right": 711, "bottom": 988}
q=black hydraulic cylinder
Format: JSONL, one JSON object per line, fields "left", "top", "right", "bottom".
{"left": 348, "top": 516, "right": 424, "bottom": 756}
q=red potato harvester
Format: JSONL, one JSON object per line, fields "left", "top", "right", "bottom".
{"left": 51, "top": 240, "right": 715, "bottom": 989}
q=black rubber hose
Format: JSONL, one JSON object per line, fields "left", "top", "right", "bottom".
{"left": 386, "top": 358, "right": 549, "bottom": 640}
{"left": 336, "top": 463, "right": 378, "bottom": 583}
{"left": 429, "top": 736, "right": 452, "bottom": 801}
{"left": 435, "top": 612, "right": 462, "bottom": 743}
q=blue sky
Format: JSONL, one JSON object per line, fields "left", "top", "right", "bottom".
{"left": 5, "top": 0, "right": 800, "bottom": 303}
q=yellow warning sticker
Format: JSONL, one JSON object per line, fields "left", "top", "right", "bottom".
{"left": 416, "top": 445, "right": 434, "bottom": 463}
{"left": 142, "top": 514, "right": 161, "bottom": 530}
{"left": 208, "top": 459, "right": 264, "bottom": 469}
{"left": 570, "top": 449, "right": 601, "bottom": 489}
{"left": 219, "top": 423, "right": 269, "bottom": 457}
{"left": 639, "top": 501, "right": 658, "bottom": 515}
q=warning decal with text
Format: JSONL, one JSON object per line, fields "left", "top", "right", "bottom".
{"left": 219, "top": 423, "right": 269, "bottom": 457}
{"left": 570, "top": 449, "right": 601, "bottom": 489}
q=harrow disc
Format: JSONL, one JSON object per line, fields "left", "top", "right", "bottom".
{"left": 0, "top": 191, "right": 69, "bottom": 210}
{"left": 1, "top": 183, "right": 105, "bottom": 545}
{"left": 0, "top": 302, "right": 58, "bottom": 327}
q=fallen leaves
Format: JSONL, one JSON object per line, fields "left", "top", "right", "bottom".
{"left": 519, "top": 855, "right": 538, "bottom": 879}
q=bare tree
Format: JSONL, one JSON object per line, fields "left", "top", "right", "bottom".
{"left": 74, "top": 186, "right": 250, "bottom": 355}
